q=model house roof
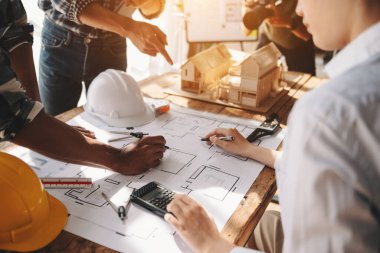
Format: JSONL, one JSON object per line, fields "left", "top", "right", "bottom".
{"left": 182, "top": 44, "right": 231, "bottom": 73}
{"left": 241, "top": 43, "right": 282, "bottom": 77}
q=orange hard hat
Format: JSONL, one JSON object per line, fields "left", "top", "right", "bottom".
{"left": 0, "top": 152, "right": 68, "bottom": 252}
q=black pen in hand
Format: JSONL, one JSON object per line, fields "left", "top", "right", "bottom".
{"left": 200, "top": 136, "right": 235, "bottom": 142}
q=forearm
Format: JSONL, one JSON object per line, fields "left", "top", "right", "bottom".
{"left": 78, "top": 3, "right": 133, "bottom": 37}
{"left": 243, "top": 145, "right": 280, "bottom": 168}
{"left": 13, "top": 111, "right": 119, "bottom": 169}
{"left": 9, "top": 43, "right": 40, "bottom": 101}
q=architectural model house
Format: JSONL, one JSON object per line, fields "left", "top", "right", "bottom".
{"left": 181, "top": 44, "right": 231, "bottom": 94}
{"left": 219, "top": 43, "right": 283, "bottom": 107}
{"left": 180, "top": 42, "right": 284, "bottom": 108}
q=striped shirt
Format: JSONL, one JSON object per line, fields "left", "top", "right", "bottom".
{"left": 38, "top": 0, "right": 124, "bottom": 38}
{"left": 0, "top": 0, "right": 43, "bottom": 142}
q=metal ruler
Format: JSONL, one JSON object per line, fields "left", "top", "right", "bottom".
{"left": 40, "top": 177, "right": 93, "bottom": 189}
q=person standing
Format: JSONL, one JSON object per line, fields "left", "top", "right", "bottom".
{"left": 244, "top": 0, "right": 316, "bottom": 75}
{"left": 165, "top": 0, "right": 380, "bottom": 252}
{"left": 0, "top": 0, "right": 40, "bottom": 101}
{"left": 1, "top": 0, "right": 167, "bottom": 177}
{"left": 38, "top": 0, "right": 173, "bottom": 116}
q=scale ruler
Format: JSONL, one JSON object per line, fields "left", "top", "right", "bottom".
{"left": 40, "top": 177, "right": 93, "bottom": 189}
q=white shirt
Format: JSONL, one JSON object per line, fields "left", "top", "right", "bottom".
{"left": 233, "top": 21, "right": 380, "bottom": 253}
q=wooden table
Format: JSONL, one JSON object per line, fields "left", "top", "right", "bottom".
{"left": 7, "top": 73, "right": 325, "bottom": 253}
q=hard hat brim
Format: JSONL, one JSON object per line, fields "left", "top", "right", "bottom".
{"left": 0, "top": 193, "right": 68, "bottom": 252}
{"left": 85, "top": 102, "right": 156, "bottom": 127}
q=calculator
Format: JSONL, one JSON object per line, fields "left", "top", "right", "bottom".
{"left": 130, "top": 181, "right": 175, "bottom": 218}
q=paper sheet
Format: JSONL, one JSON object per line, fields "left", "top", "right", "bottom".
{"left": 8, "top": 106, "right": 285, "bottom": 253}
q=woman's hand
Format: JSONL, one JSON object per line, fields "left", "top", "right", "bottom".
{"left": 205, "top": 128, "right": 252, "bottom": 157}
{"left": 165, "top": 195, "right": 234, "bottom": 253}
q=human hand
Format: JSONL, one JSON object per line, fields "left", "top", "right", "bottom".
{"left": 266, "top": 16, "right": 293, "bottom": 29}
{"left": 71, "top": 126, "right": 96, "bottom": 139}
{"left": 126, "top": 20, "right": 173, "bottom": 64}
{"left": 205, "top": 128, "right": 252, "bottom": 157}
{"left": 165, "top": 195, "right": 234, "bottom": 253}
{"left": 111, "top": 135, "right": 166, "bottom": 175}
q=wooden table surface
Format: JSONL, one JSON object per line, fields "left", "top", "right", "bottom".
{"left": 7, "top": 73, "right": 325, "bottom": 253}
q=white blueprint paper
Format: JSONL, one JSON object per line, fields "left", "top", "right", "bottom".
{"left": 8, "top": 106, "right": 285, "bottom": 253}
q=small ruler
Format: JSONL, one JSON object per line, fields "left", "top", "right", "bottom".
{"left": 40, "top": 177, "right": 93, "bottom": 189}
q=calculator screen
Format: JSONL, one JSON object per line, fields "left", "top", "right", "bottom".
{"left": 142, "top": 187, "right": 162, "bottom": 201}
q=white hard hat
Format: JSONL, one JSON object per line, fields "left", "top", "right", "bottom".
{"left": 85, "top": 69, "right": 155, "bottom": 127}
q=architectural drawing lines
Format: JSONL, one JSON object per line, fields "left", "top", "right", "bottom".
{"left": 183, "top": 165, "right": 239, "bottom": 201}
{"left": 158, "top": 149, "right": 195, "bottom": 175}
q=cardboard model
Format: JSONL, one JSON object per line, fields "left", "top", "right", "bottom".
{"left": 181, "top": 43, "right": 284, "bottom": 107}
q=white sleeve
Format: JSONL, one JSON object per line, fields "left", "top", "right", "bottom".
{"left": 279, "top": 103, "right": 379, "bottom": 253}
{"left": 230, "top": 247, "right": 263, "bottom": 253}
{"left": 273, "top": 151, "right": 283, "bottom": 171}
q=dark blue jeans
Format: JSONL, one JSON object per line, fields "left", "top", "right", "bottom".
{"left": 39, "top": 18, "right": 127, "bottom": 116}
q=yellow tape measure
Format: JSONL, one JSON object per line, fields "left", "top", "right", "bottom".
{"left": 40, "top": 177, "right": 93, "bottom": 189}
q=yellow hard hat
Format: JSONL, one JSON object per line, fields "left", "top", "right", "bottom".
{"left": 0, "top": 152, "right": 68, "bottom": 252}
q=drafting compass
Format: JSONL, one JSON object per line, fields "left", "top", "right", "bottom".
{"left": 246, "top": 113, "right": 281, "bottom": 143}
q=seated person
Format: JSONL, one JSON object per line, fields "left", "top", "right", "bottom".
{"left": 165, "top": 0, "right": 380, "bottom": 252}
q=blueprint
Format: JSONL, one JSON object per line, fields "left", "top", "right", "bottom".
{"left": 8, "top": 106, "right": 285, "bottom": 253}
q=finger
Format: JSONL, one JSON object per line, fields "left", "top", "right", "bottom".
{"left": 139, "top": 136, "right": 166, "bottom": 146}
{"left": 150, "top": 34, "right": 173, "bottom": 65}
{"left": 156, "top": 151, "right": 164, "bottom": 159}
{"left": 206, "top": 128, "right": 229, "bottom": 138}
{"left": 175, "top": 194, "right": 193, "bottom": 206}
{"left": 153, "top": 159, "right": 161, "bottom": 167}
{"left": 72, "top": 126, "right": 90, "bottom": 133}
{"left": 210, "top": 135, "right": 228, "bottom": 148}
{"left": 166, "top": 202, "right": 185, "bottom": 219}
{"left": 164, "top": 212, "right": 183, "bottom": 231}
{"left": 72, "top": 126, "right": 96, "bottom": 139}
{"left": 160, "top": 48, "right": 174, "bottom": 65}
{"left": 164, "top": 212, "right": 177, "bottom": 224}
{"left": 84, "top": 132, "right": 96, "bottom": 139}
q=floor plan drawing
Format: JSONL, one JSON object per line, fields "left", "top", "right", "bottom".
{"left": 7, "top": 106, "right": 285, "bottom": 253}
{"left": 157, "top": 148, "right": 196, "bottom": 174}
{"left": 183, "top": 165, "right": 239, "bottom": 201}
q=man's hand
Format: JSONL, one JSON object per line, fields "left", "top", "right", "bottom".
{"left": 79, "top": 3, "right": 173, "bottom": 65}
{"left": 125, "top": 20, "right": 173, "bottom": 64}
{"left": 165, "top": 195, "right": 234, "bottom": 253}
{"left": 111, "top": 135, "right": 167, "bottom": 175}
{"left": 71, "top": 126, "right": 96, "bottom": 139}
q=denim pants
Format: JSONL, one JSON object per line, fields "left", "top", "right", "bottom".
{"left": 39, "top": 18, "right": 127, "bottom": 116}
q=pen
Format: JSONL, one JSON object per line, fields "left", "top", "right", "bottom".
{"left": 201, "top": 136, "right": 235, "bottom": 142}
{"left": 108, "top": 135, "right": 133, "bottom": 142}
{"left": 101, "top": 192, "right": 126, "bottom": 221}
{"left": 109, "top": 130, "right": 132, "bottom": 134}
